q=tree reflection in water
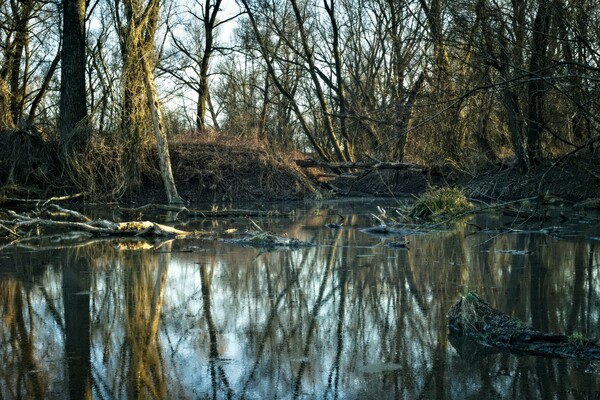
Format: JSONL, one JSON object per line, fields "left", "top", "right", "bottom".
{"left": 0, "top": 208, "right": 599, "bottom": 399}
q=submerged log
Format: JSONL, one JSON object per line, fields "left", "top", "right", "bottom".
{"left": 226, "top": 231, "right": 313, "bottom": 250}
{"left": 448, "top": 292, "right": 600, "bottom": 359}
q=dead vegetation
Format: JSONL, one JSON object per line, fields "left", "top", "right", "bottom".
{"left": 166, "top": 131, "right": 322, "bottom": 203}
{"left": 61, "top": 129, "right": 129, "bottom": 199}
{"left": 0, "top": 129, "right": 323, "bottom": 204}
{"left": 2, "top": 127, "right": 600, "bottom": 206}
{"left": 0, "top": 129, "right": 57, "bottom": 199}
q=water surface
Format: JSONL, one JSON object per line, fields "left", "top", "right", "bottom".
{"left": 1, "top": 200, "right": 599, "bottom": 399}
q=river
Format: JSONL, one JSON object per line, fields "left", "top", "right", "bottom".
{"left": 1, "top": 199, "right": 599, "bottom": 399}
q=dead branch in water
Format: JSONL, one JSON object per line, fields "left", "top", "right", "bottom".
{"left": 1, "top": 207, "right": 194, "bottom": 240}
{"left": 448, "top": 292, "right": 600, "bottom": 359}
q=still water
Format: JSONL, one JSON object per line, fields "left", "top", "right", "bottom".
{"left": 1, "top": 199, "right": 600, "bottom": 399}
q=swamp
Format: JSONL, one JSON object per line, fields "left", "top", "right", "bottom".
{"left": 3, "top": 0, "right": 600, "bottom": 398}
{"left": 1, "top": 199, "right": 600, "bottom": 399}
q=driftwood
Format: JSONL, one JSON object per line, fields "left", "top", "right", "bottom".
{"left": 0, "top": 207, "right": 193, "bottom": 239}
{"left": 448, "top": 292, "right": 600, "bottom": 359}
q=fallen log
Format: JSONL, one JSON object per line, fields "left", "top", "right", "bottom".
{"left": 295, "top": 160, "right": 427, "bottom": 172}
{"left": 1, "top": 208, "right": 193, "bottom": 239}
{"left": 448, "top": 292, "right": 600, "bottom": 359}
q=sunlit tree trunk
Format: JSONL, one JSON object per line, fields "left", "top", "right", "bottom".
{"left": 141, "top": 53, "right": 183, "bottom": 204}
{"left": 117, "top": 0, "right": 182, "bottom": 202}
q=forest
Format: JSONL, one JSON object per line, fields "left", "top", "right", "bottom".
{"left": 0, "top": 0, "right": 599, "bottom": 204}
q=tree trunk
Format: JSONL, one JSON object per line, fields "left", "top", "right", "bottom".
{"left": 503, "top": 89, "right": 528, "bottom": 173}
{"left": 195, "top": 0, "right": 221, "bottom": 131}
{"left": 60, "top": 0, "right": 88, "bottom": 143}
{"left": 396, "top": 73, "right": 424, "bottom": 161}
{"left": 324, "top": 0, "right": 354, "bottom": 161}
{"left": 290, "top": 0, "right": 349, "bottom": 162}
{"left": 526, "top": 0, "right": 551, "bottom": 165}
{"left": 141, "top": 54, "right": 183, "bottom": 204}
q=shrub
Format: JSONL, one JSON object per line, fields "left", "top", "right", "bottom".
{"left": 409, "top": 186, "right": 473, "bottom": 221}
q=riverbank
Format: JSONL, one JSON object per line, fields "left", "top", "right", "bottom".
{"left": 1, "top": 128, "right": 599, "bottom": 207}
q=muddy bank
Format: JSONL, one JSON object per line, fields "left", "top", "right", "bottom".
{"left": 125, "top": 137, "right": 323, "bottom": 204}
{"left": 325, "top": 157, "right": 600, "bottom": 205}
{"left": 1, "top": 128, "right": 599, "bottom": 205}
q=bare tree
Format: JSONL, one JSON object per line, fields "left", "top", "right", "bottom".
{"left": 115, "top": 0, "right": 182, "bottom": 203}
{"left": 0, "top": 0, "right": 37, "bottom": 128}
{"left": 165, "top": 0, "right": 239, "bottom": 131}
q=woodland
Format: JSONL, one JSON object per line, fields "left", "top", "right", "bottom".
{"left": 0, "top": 0, "right": 599, "bottom": 204}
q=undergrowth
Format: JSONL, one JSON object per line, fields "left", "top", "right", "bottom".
{"left": 408, "top": 186, "right": 473, "bottom": 221}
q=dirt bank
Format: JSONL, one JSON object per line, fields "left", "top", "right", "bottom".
{"left": 1, "top": 128, "right": 599, "bottom": 206}
{"left": 124, "top": 133, "right": 324, "bottom": 204}
{"left": 325, "top": 157, "right": 600, "bottom": 206}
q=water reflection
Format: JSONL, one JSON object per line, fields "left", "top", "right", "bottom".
{"left": 63, "top": 250, "right": 91, "bottom": 399}
{"left": 0, "top": 205, "right": 599, "bottom": 399}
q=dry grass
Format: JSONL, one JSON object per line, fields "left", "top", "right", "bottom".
{"left": 62, "top": 129, "right": 129, "bottom": 200}
{"left": 408, "top": 186, "right": 473, "bottom": 221}
{"left": 168, "top": 130, "right": 321, "bottom": 202}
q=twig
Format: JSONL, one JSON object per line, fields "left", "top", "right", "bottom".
{"left": 248, "top": 218, "right": 263, "bottom": 231}
{"left": 370, "top": 213, "right": 387, "bottom": 226}
{"left": 0, "top": 222, "right": 19, "bottom": 237}
{"left": 45, "top": 204, "right": 91, "bottom": 222}
{"left": 41, "top": 192, "right": 87, "bottom": 206}
{"left": 1, "top": 192, "right": 87, "bottom": 206}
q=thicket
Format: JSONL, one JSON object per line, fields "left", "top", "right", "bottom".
{"left": 0, "top": 0, "right": 599, "bottom": 201}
